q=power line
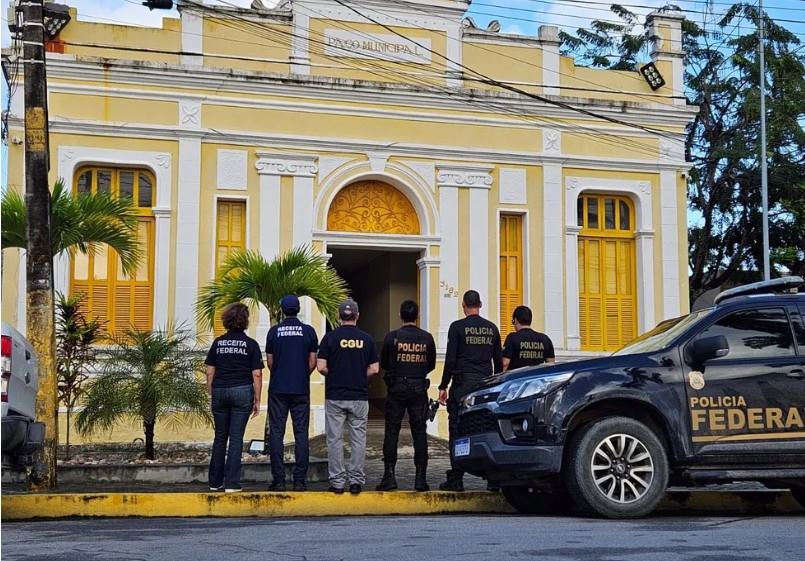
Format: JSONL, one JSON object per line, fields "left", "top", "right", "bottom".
{"left": 184, "top": 1, "right": 670, "bottom": 158}
{"left": 329, "top": 0, "right": 685, "bottom": 143}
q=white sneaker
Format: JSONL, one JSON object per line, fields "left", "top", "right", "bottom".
{"left": 225, "top": 487, "right": 243, "bottom": 493}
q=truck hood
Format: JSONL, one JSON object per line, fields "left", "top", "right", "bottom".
{"left": 479, "top": 355, "right": 618, "bottom": 388}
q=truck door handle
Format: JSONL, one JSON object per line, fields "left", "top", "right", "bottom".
{"left": 788, "top": 369, "right": 805, "bottom": 379}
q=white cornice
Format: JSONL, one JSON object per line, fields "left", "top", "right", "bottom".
{"left": 7, "top": 117, "right": 692, "bottom": 171}
{"left": 40, "top": 57, "right": 698, "bottom": 129}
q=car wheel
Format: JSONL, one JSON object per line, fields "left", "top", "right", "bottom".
{"left": 565, "top": 416, "right": 669, "bottom": 519}
{"left": 790, "top": 486, "right": 805, "bottom": 511}
{"left": 501, "top": 486, "right": 569, "bottom": 515}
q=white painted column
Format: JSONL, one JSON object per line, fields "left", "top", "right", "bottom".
{"left": 436, "top": 185, "right": 458, "bottom": 350}
{"left": 17, "top": 250, "right": 26, "bottom": 334}
{"left": 417, "top": 257, "right": 439, "bottom": 337}
{"left": 290, "top": 9, "right": 311, "bottom": 75}
{"left": 293, "top": 172, "right": 315, "bottom": 322}
{"left": 180, "top": 8, "right": 202, "bottom": 66}
{"left": 174, "top": 137, "right": 202, "bottom": 333}
{"left": 636, "top": 230, "right": 656, "bottom": 333}
{"left": 468, "top": 187, "right": 490, "bottom": 306}
{"left": 255, "top": 153, "right": 318, "bottom": 341}
{"left": 660, "top": 170, "right": 680, "bottom": 319}
{"left": 53, "top": 253, "right": 69, "bottom": 298}
{"left": 152, "top": 207, "right": 172, "bottom": 327}
{"left": 436, "top": 164, "right": 494, "bottom": 349}
{"left": 539, "top": 26, "right": 561, "bottom": 96}
{"left": 445, "top": 23, "right": 463, "bottom": 88}
{"left": 564, "top": 225, "right": 582, "bottom": 351}
{"left": 543, "top": 163, "right": 564, "bottom": 348}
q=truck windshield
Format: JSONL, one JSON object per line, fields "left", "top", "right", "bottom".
{"left": 612, "top": 309, "right": 712, "bottom": 356}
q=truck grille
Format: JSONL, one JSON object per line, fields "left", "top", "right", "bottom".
{"left": 458, "top": 409, "right": 499, "bottom": 437}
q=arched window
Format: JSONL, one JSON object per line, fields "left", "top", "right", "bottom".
{"left": 577, "top": 194, "right": 636, "bottom": 351}
{"left": 70, "top": 166, "right": 155, "bottom": 334}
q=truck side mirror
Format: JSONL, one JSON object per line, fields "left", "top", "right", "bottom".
{"left": 687, "top": 335, "right": 729, "bottom": 365}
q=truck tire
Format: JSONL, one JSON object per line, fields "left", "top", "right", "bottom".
{"left": 501, "top": 486, "right": 569, "bottom": 515}
{"left": 791, "top": 486, "right": 805, "bottom": 511}
{"left": 564, "top": 416, "right": 669, "bottom": 519}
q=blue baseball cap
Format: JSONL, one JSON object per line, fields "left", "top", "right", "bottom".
{"left": 280, "top": 294, "right": 300, "bottom": 314}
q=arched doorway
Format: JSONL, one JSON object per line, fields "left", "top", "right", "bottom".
{"left": 326, "top": 180, "right": 422, "bottom": 418}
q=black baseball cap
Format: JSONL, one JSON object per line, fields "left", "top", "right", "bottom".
{"left": 338, "top": 299, "right": 359, "bottom": 320}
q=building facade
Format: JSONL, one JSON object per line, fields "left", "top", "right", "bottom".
{"left": 2, "top": 0, "right": 695, "bottom": 443}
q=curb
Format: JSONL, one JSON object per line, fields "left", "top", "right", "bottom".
{"left": 1, "top": 491, "right": 512, "bottom": 520}
{"left": 2, "top": 490, "right": 801, "bottom": 520}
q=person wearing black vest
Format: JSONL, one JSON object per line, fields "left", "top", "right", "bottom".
{"left": 265, "top": 295, "right": 318, "bottom": 492}
{"left": 376, "top": 300, "right": 437, "bottom": 492}
{"left": 438, "top": 290, "right": 502, "bottom": 491}
{"left": 502, "top": 305, "right": 556, "bottom": 371}
{"left": 205, "top": 303, "right": 264, "bottom": 493}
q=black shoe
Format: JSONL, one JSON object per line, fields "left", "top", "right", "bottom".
{"left": 292, "top": 481, "right": 307, "bottom": 492}
{"left": 486, "top": 483, "right": 501, "bottom": 492}
{"left": 439, "top": 479, "right": 464, "bottom": 492}
{"left": 375, "top": 463, "right": 398, "bottom": 491}
{"left": 349, "top": 484, "right": 362, "bottom": 495}
{"left": 328, "top": 486, "right": 345, "bottom": 494}
{"left": 414, "top": 465, "right": 429, "bottom": 492}
{"left": 268, "top": 481, "right": 286, "bottom": 492}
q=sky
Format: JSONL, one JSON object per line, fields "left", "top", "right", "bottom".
{"left": 1, "top": 0, "right": 804, "bottom": 188}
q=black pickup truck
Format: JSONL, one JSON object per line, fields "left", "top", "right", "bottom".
{"left": 454, "top": 277, "right": 805, "bottom": 518}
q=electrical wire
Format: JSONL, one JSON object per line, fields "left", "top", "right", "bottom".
{"left": 186, "top": 0, "right": 677, "bottom": 158}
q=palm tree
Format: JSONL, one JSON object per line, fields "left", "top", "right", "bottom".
{"left": 1, "top": 179, "right": 141, "bottom": 275}
{"left": 75, "top": 326, "right": 210, "bottom": 460}
{"left": 196, "top": 246, "right": 348, "bottom": 331}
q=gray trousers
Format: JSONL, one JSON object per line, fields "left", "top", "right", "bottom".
{"left": 325, "top": 399, "right": 369, "bottom": 487}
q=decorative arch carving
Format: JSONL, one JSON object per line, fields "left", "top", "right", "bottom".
{"left": 327, "top": 180, "right": 420, "bottom": 235}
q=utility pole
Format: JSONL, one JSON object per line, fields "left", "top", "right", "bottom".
{"left": 21, "top": 0, "right": 58, "bottom": 490}
{"left": 759, "top": 0, "right": 770, "bottom": 281}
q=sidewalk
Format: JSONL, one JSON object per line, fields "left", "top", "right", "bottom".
{"left": 3, "top": 428, "right": 803, "bottom": 520}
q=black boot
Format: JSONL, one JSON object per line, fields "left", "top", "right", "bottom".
{"left": 414, "top": 464, "right": 429, "bottom": 492}
{"left": 375, "top": 463, "right": 398, "bottom": 491}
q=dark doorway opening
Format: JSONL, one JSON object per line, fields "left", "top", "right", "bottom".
{"left": 328, "top": 247, "right": 420, "bottom": 419}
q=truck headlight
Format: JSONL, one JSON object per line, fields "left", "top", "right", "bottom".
{"left": 496, "top": 372, "right": 574, "bottom": 403}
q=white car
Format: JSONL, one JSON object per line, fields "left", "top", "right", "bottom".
{"left": 1, "top": 322, "right": 44, "bottom": 469}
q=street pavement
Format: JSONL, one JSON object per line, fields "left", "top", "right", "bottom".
{"left": 3, "top": 515, "right": 804, "bottom": 561}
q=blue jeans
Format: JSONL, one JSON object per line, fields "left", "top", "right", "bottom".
{"left": 209, "top": 384, "right": 253, "bottom": 489}
{"left": 268, "top": 393, "right": 310, "bottom": 484}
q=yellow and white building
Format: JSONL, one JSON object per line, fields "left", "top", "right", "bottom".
{"left": 1, "top": 0, "right": 696, "bottom": 443}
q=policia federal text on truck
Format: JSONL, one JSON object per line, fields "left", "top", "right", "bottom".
{"left": 454, "top": 277, "right": 805, "bottom": 518}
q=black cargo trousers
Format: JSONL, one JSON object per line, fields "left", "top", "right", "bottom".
{"left": 446, "top": 373, "right": 485, "bottom": 482}
{"left": 382, "top": 376, "right": 429, "bottom": 466}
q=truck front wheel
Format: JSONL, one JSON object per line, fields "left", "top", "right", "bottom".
{"left": 565, "top": 416, "right": 669, "bottom": 519}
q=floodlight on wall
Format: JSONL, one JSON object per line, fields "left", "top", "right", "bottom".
{"left": 639, "top": 62, "right": 666, "bottom": 91}
{"left": 43, "top": 3, "right": 71, "bottom": 38}
{"left": 143, "top": 0, "right": 174, "bottom": 10}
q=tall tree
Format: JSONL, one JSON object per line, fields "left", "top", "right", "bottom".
{"left": 561, "top": 3, "right": 805, "bottom": 299}
{"left": 2, "top": 179, "right": 142, "bottom": 275}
